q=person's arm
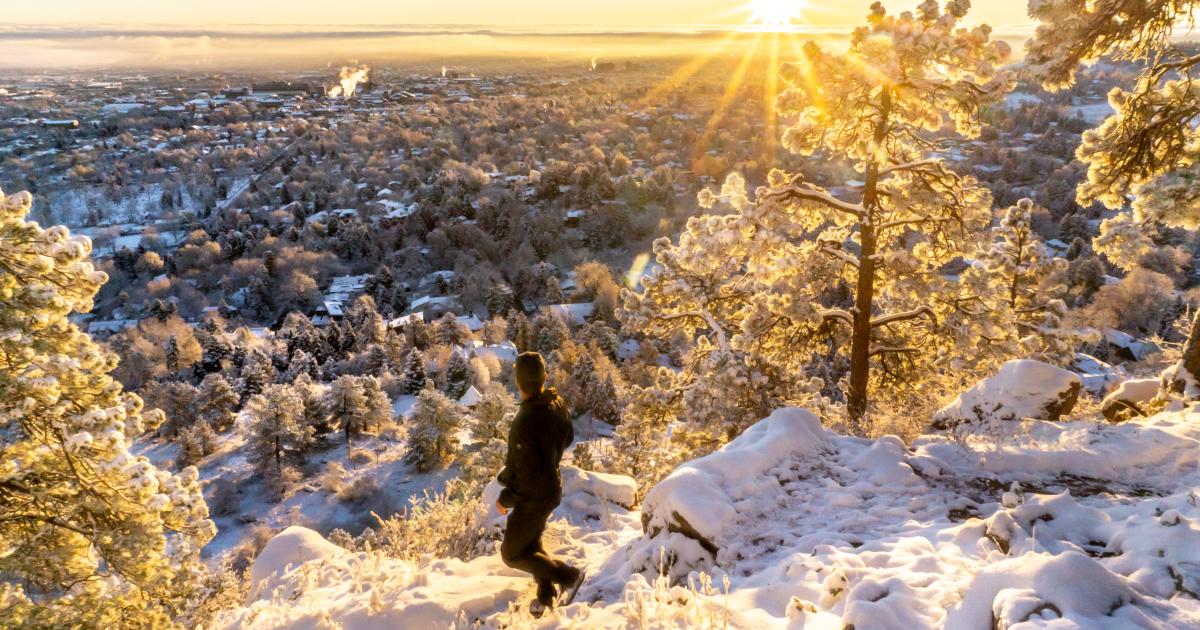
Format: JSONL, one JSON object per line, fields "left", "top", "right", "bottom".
{"left": 497, "top": 415, "right": 539, "bottom": 508}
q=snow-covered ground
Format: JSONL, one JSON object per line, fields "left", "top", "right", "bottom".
{"left": 215, "top": 404, "right": 1200, "bottom": 629}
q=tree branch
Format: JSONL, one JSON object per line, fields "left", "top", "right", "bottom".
{"left": 871, "top": 306, "right": 937, "bottom": 329}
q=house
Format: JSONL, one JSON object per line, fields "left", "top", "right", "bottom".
{"left": 458, "top": 386, "right": 483, "bottom": 407}
{"left": 543, "top": 303, "right": 595, "bottom": 326}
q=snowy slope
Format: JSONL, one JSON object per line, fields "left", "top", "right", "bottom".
{"left": 220, "top": 407, "right": 1200, "bottom": 629}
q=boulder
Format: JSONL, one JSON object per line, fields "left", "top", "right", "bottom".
{"left": 640, "top": 407, "right": 827, "bottom": 557}
{"left": 248, "top": 526, "right": 345, "bottom": 600}
{"left": 933, "top": 360, "right": 1082, "bottom": 430}
{"left": 1100, "top": 378, "right": 1159, "bottom": 422}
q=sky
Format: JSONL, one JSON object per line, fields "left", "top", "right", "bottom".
{"left": 0, "top": 1, "right": 1038, "bottom": 70}
{"left": 6, "top": 0, "right": 1035, "bottom": 30}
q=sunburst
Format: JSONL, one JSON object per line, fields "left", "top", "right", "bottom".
{"left": 746, "top": 0, "right": 805, "bottom": 32}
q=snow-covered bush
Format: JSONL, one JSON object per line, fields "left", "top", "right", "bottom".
{"left": 359, "top": 481, "right": 490, "bottom": 562}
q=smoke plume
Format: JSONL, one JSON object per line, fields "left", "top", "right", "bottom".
{"left": 328, "top": 64, "right": 369, "bottom": 99}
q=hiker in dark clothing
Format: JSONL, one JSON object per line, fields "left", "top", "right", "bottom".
{"left": 496, "top": 352, "right": 583, "bottom": 616}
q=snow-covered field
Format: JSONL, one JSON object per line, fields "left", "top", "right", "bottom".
{"left": 214, "top": 404, "right": 1200, "bottom": 629}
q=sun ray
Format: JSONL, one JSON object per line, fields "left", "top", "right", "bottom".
{"left": 764, "top": 30, "right": 781, "bottom": 161}
{"left": 640, "top": 30, "right": 743, "bottom": 108}
{"left": 692, "top": 32, "right": 764, "bottom": 169}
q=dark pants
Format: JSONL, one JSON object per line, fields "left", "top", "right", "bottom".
{"left": 500, "top": 500, "right": 575, "bottom": 601}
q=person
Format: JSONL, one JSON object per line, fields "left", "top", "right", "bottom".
{"left": 496, "top": 352, "right": 583, "bottom": 616}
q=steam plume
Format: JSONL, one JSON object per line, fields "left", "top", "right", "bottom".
{"left": 328, "top": 64, "right": 369, "bottom": 99}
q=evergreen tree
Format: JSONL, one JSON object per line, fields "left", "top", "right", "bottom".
{"left": 324, "top": 375, "right": 388, "bottom": 445}
{"left": 151, "top": 380, "right": 201, "bottom": 439}
{"left": 433, "top": 311, "right": 468, "bottom": 347}
{"left": 401, "top": 349, "right": 428, "bottom": 395}
{"left": 463, "top": 382, "right": 517, "bottom": 483}
{"left": 237, "top": 348, "right": 275, "bottom": 403}
{"left": 282, "top": 349, "right": 320, "bottom": 383}
{"left": 0, "top": 189, "right": 212, "bottom": 626}
{"left": 246, "top": 384, "right": 310, "bottom": 484}
{"left": 443, "top": 351, "right": 472, "bottom": 400}
{"left": 956, "top": 198, "right": 1084, "bottom": 366}
{"left": 405, "top": 381, "right": 465, "bottom": 472}
{"left": 197, "top": 373, "right": 239, "bottom": 432}
{"left": 1028, "top": 0, "right": 1200, "bottom": 395}
{"left": 294, "top": 374, "right": 333, "bottom": 439}
{"left": 165, "top": 336, "right": 180, "bottom": 373}
{"left": 532, "top": 311, "right": 570, "bottom": 355}
{"left": 176, "top": 420, "right": 217, "bottom": 468}
{"left": 507, "top": 309, "right": 533, "bottom": 351}
{"left": 625, "top": 1, "right": 1012, "bottom": 433}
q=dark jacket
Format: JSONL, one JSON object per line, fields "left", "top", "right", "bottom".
{"left": 497, "top": 388, "right": 573, "bottom": 508}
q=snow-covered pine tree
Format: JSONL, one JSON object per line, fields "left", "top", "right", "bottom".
{"left": 405, "top": 381, "right": 465, "bottom": 473}
{"left": 282, "top": 348, "right": 320, "bottom": 383}
{"left": 245, "top": 384, "right": 310, "bottom": 482}
{"left": 325, "top": 375, "right": 369, "bottom": 445}
{"left": 1027, "top": 0, "right": 1200, "bottom": 395}
{"left": 623, "top": 0, "right": 1012, "bottom": 434}
{"left": 462, "top": 382, "right": 517, "bottom": 484}
{"left": 359, "top": 375, "right": 393, "bottom": 435}
{"left": 294, "top": 373, "right": 333, "bottom": 439}
{"left": 532, "top": 310, "right": 570, "bottom": 355}
{"left": 566, "top": 350, "right": 597, "bottom": 416}
{"left": 196, "top": 373, "right": 238, "bottom": 432}
{"left": 176, "top": 420, "right": 217, "bottom": 468}
{"left": 401, "top": 348, "right": 428, "bottom": 395}
{"left": 0, "top": 189, "right": 213, "bottom": 626}
{"left": 443, "top": 351, "right": 472, "bottom": 400}
{"left": 956, "top": 198, "right": 1084, "bottom": 367}
{"left": 151, "top": 380, "right": 201, "bottom": 439}
{"left": 237, "top": 347, "right": 275, "bottom": 403}
{"left": 165, "top": 336, "right": 180, "bottom": 373}
{"left": 433, "top": 311, "right": 468, "bottom": 347}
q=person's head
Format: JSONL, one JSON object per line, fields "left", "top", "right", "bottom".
{"left": 514, "top": 351, "right": 547, "bottom": 399}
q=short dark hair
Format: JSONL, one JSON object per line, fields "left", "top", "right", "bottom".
{"left": 514, "top": 352, "right": 547, "bottom": 393}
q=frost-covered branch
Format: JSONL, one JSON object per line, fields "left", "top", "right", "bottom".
{"left": 871, "top": 306, "right": 937, "bottom": 329}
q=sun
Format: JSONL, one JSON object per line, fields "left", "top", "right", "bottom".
{"left": 746, "top": 0, "right": 805, "bottom": 31}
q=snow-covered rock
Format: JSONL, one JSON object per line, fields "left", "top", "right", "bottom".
{"left": 1071, "top": 352, "right": 1127, "bottom": 395}
{"left": 248, "top": 526, "right": 346, "bottom": 599}
{"left": 562, "top": 465, "right": 637, "bottom": 510}
{"left": 640, "top": 407, "right": 827, "bottom": 555}
{"left": 1101, "top": 378, "right": 1160, "bottom": 422}
{"left": 932, "top": 359, "right": 1082, "bottom": 430}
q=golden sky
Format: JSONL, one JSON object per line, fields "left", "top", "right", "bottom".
{"left": 6, "top": 0, "right": 1034, "bottom": 30}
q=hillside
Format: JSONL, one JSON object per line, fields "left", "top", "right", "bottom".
{"left": 216, "top": 404, "right": 1200, "bottom": 629}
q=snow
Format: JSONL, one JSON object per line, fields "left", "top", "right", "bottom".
{"left": 249, "top": 526, "right": 346, "bottom": 597}
{"left": 215, "top": 402, "right": 1200, "bottom": 629}
{"left": 932, "top": 359, "right": 1082, "bottom": 429}
{"left": 641, "top": 408, "right": 828, "bottom": 551}
{"left": 458, "top": 385, "right": 483, "bottom": 407}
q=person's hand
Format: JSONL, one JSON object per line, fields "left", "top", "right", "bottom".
{"left": 496, "top": 500, "right": 508, "bottom": 515}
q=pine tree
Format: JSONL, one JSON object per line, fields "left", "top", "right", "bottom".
{"left": 462, "top": 382, "right": 517, "bottom": 484}
{"left": 532, "top": 311, "right": 570, "bottom": 355}
{"left": 197, "top": 373, "right": 239, "bottom": 432}
{"left": 176, "top": 420, "right": 217, "bottom": 468}
{"left": 433, "top": 311, "right": 468, "bottom": 347}
{"left": 405, "top": 381, "right": 465, "bottom": 472}
{"left": 1027, "top": 0, "right": 1200, "bottom": 395}
{"left": 246, "top": 384, "right": 310, "bottom": 489}
{"left": 237, "top": 347, "right": 275, "bottom": 403}
{"left": 151, "top": 380, "right": 201, "bottom": 439}
{"left": 165, "top": 336, "right": 180, "bottom": 373}
{"left": 566, "top": 350, "right": 597, "bottom": 416}
{"left": 401, "top": 348, "right": 428, "bottom": 395}
{"left": 624, "top": 1, "right": 1012, "bottom": 432}
{"left": 282, "top": 349, "right": 320, "bottom": 383}
{"left": 507, "top": 309, "right": 533, "bottom": 351}
{"left": 443, "top": 351, "right": 472, "bottom": 400}
{"left": 294, "top": 373, "right": 333, "bottom": 439}
{"left": 956, "top": 199, "right": 1083, "bottom": 366}
{"left": 325, "top": 375, "right": 387, "bottom": 445}
{"left": 0, "top": 189, "right": 213, "bottom": 626}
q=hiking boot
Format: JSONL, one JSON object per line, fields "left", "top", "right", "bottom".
{"left": 529, "top": 599, "right": 548, "bottom": 619}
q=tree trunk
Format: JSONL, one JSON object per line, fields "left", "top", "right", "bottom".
{"left": 845, "top": 87, "right": 891, "bottom": 429}
{"left": 846, "top": 227, "right": 877, "bottom": 426}
{"left": 1168, "top": 309, "right": 1200, "bottom": 396}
